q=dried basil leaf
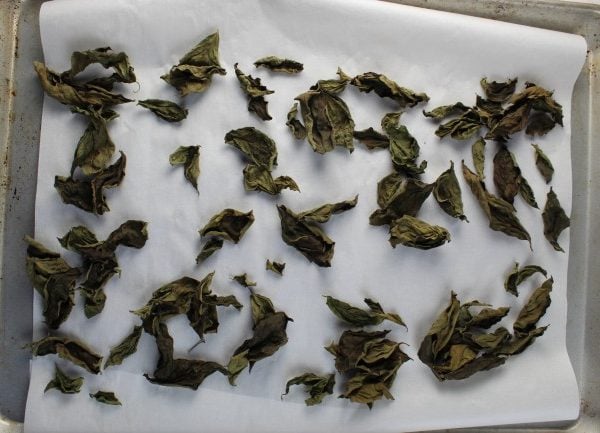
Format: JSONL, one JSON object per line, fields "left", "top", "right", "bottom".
{"left": 34, "top": 61, "right": 132, "bottom": 109}
{"left": 514, "top": 277, "right": 553, "bottom": 334}
{"left": 462, "top": 162, "right": 531, "bottom": 246}
{"left": 227, "top": 292, "right": 292, "bottom": 385}
{"left": 199, "top": 208, "right": 254, "bottom": 243}
{"left": 66, "top": 47, "right": 136, "bottom": 83}
{"left": 44, "top": 365, "right": 83, "bottom": 394}
{"left": 325, "top": 296, "right": 406, "bottom": 328}
{"left": 493, "top": 145, "right": 521, "bottom": 204}
{"left": 145, "top": 323, "right": 228, "bottom": 389}
{"left": 497, "top": 326, "right": 548, "bottom": 355}
{"left": 519, "top": 176, "right": 539, "bottom": 209}
{"left": 30, "top": 336, "right": 102, "bottom": 374}
{"left": 532, "top": 143, "right": 554, "bottom": 183}
{"left": 234, "top": 63, "right": 274, "bottom": 121}
{"left": 243, "top": 164, "right": 300, "bottom": 195}
{"left": 277, "top": 198, "right": 357, "bottom": 267}
{"left": 266, "top": 260, "right": 285, "bottom": 275}
{"left": 480, "top": 78, "right": 517, "bottom": 103}
{"left": 138, "top": 99, "right": 188, "bottom": 123}
{"left": 55, "top": 151, "right": 126, "bottom": 215}
{"left": 70, "top": 107, "right": 117, "bottom": 176}
{"left": 254, "top": 56, "right": 303, "bottom": 73}
{"left": 89, "top": 391, "right": 121, "bottom": 406}
{"left": 161, "top": 32, "right": 226, "bottom": 96}
{"left": 232, "top": 273, "right": 256, "bottom": 288}
{"left": 25, "top": 236, "right": 80, "bottom": 329}
{"left": 435, "top": 109, "right": 482, "bottom": 140}
{"left": 504, "top": 262, "right": 548, "bottom": 297}
{"left": 382, "top": 112, "right": 426, "bottom": 175}
{"left": 353, "top": 127, "right": 390, "bottom": 150}
{"left": 169, "top": 145, "right": 200, "bottom": 191}
{"left": 294, "top": 85, "right": 354, "bottom": 154}
{"left": 350, "top": 72, "right": 429, "bottom": 107}
{"left": 433, "top": 161, "right": 467, "bottom": 221}
{"left": 282, "top": 373, "right": 335, "bottom": 406}
{"left": 286, "top": 103, "right": 307, "bottom": 139}
{"left": 104, "top": 325, "right": 143, "bottom": 369}
{"left": 423, "top": 102, "right": 469, "bottom": 119}
{"left": 310, "top": 67, "right": 351, "bottom": 94}
{"left": 471, "top": 137, "right": 486, "bottom": 179}
{"left": 389, "top": 215, "right": 451, "bottom": 249}
{"left": 542, "top": 188, "right": 570, "bottom": 252}
{"left": 195, "top": 238, "right": 224, "bottom": 264}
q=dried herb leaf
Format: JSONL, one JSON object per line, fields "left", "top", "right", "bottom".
{"left": 505, "top": 263, "right": 548, "bottom": 297}
{"left": 283, "top": 373, "right": 335, "bottom": 406}
{"left": 25, "top": 236, "right": 80, "bottom": 329}
{"left": 70, "top": 107, "right": 117, "bottom": 176}
{"left": 266, "top": 260, "right": 285, "bottom": 275}
{"left": 277, "top": 198, "right": 357, "bottom": 267}
{"left": 350, "top": 72, "right": 429, "bottom": 107}
{"left": 30, "top": 336, "right": 102, "bottom": 374}
{"left": 423, "top": 102, "right": 469, "bottom": 119}
{"left": 462, "top": 162, "right": 531, "bottom": 246}
{"left": 325, "top": 296, "right": 406, "bottom": 328}
{"left": 310, "top": 67, "right": 351, "bottom": 94}
{"left": 542, "top": 188, "right": 570, "bottom": 252}
{"left": 161, "top": 32, "right": 226, "bottom": 96}
{"left": 353, "top": 127, "right": 390, "bottom": 150}
{"left": 227, "top": 292, "right": 292, "bottom": 384}
{"left": 145, "top": 323, "right": 227, "bottom": 389}
{"left": 471, "top": 137, "right": 486, "bottom": 179}
{"left": 294, "top": 86, "right": 354, "bottom": 154}
{"left": 169, "top": 146, "right": 200, "bottom": 191}
{"left": 234, "top": 63, "right": 274, "bottom": 121}
{"left": 254, "top": 56, "right": 303, "bottom": 73}
{"left": 480, "top": 78, "right": 517, "bottom": 103}
{"left": 196, "top": 238, "right": 224, "bottom": 264}
{"left": 519, "top": 176, "right": 539, "bottom": 209}
{"left": 493, "top": 146, "right": 521, "bottom": 204}
{"left": 497, "top": 326, "right": 548, "bottom": 355}
{"left": 199, "top": 208, "right": 254, "bottom": 243}
{"left": 435, "top": 109, "right": 482, "bottom": 140}
{"left": 89, "top": 391, "right": 121, "bottom": 406}
{"left": 55, "top": 151, "right": 126, "bottom": 215}
{"left": 382, "top": 112, "right": 426, "bottom": 175}
{"left": 514, "top": 278, "right": 553, "bottom": 334}
{"left": 286, "top": 103, "right": 307, "bottom": 139}
{"left": 104, "top": 325, "right": 143, "bottom": 369}
{"left": 242, "top": 164, "right": 300, "bottom": 195}
{"left": 389, "top": 215, "right": 451, "bottom": 249}
{"left": 232, "top": 273, "right": 256, "bottom": 288}
{"left": 44, "top": 365, "right": 83, "bottom": 394}
{"left": 66, "top": 47, "right": 136, "bottom": 83}
{"left": 433, "top": 161, "right": 467, "bottom": 221}
{"left": 532, "top": 143, "right": 554, "bottom": 183}
{"left": 138, "top": 99, "right": 188, "bottom": 123}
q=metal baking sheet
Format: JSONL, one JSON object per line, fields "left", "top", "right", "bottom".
{"left": 0, "top": 1, "right": 598, "bottom": 432}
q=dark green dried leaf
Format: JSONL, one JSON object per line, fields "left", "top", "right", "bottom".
{"left": 504, "top": 262, "right": 548, "bottom": 297}
{"left": 89, "top": 391, "right": 121, "bottom": 405}
{"left": 104, "top": 325, "right": 143, "bottom": 369}
{"left": 242, "top": 164, "right": 299, "bottom": 195}
{"left": 25, "top": 236, "right": 79, "bottom": 329}
{"left": 493, "top": 146, "right": 521, "bottom": 204}
{"left": 297, "top": 195, "right": 358, "bottom": 224}
{"left": 30, "top": 336, "right": 102, "bottom": 374}
{"left": 55, "top": 151, "right": 126, "bottom": 215}
{"left": 497, "top": 326, "right": 548, "bottom": 355}
{"left": 325, "top": 296, "right": 406, "bottom": 328}
{"left": 195, "top": 238, "right": 223, "bottom": 264}
{"left": 350, "top": 72, "right": 428, "bottom": 107}
{"left": 389, "top": 215, "right": 450, "bottom": 249}
{"left": 70, "top": 107, "right": 116, "bottom": 176}
{"left": 283, "top": 373, "right": 335, "bottom": 406}
{"left": 169, "top": 145, "right": 200, "bottom": 191}
{"left": 480, "top": 78, "right": 517, "bottom": 103}
{"left": 232, "top": 273, "right": 256, "bottom": 288}
{"left": 44, "top": 365, "right": 83, "bottom": 394}
{"left": 514, "top": 277, "right": 553, "bottom": 334}
{"left": 466, "top": 327, "right": 511, "bottom": 350}
{"left": 532, "top": 143, "right": 554, "bottom": 183}
{"left": 469, "top": 307, "right": 510, "bottom": 329}
{"left": 435, "top": 109, "right": 482, "bottom": 141}
{"left": 161, "top": 32, "right": 226, "bottom": 96}
{"left": 225, "top": 127, "right": 278, "bottom": 169}
{"left": 433, "top": 161, "right": 467, "bottom": 221}
{"left": 475, "top": 96, "right": 504, "bottom": 127}
{"left": 66, "top": 47, "right": 136, "bottom": 83}
{"left": 382, "top": 112, "right": 426, "bottom": 175}
{"left": 471, "top": 137, "right": 486, "bottom": 179}
{"left": 310, "top": 67, "right": 351, "bottom": 94}
{"left": 519, "top": 176, "right": 538, "bottom": 208}
{"left": 138, "top": 99, "right": 188, "bottom": 123}
{"left": 199, "top": 208, "right": 254, "bottom": 243}
{"left": 234, "top": 63, "right": 274, "bottom": 121}
{"left": 250, "top": 293, "right": 276, "bottom": 326}
{"left": 254, "top": 56, "right": 303, "bottom": 73}
{"left": 265, "top": 260, "right": 285, "bottom": 275}
{"left": 542, "top": 188, "right": 570, "bottom": 252}
{"left": 423, "top": 102, "right": 469, "bottom": 119}
{"left": 353, "top": 127, "right": 390, "bottom": 150}
{"left": 295, "top": 88, "right": 354, "bottom": 154}
{"left": 286, "top": 103, "right": 307, "bottom": 139}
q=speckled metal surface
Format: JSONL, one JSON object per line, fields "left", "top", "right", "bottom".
{"left": 0, "top": 1, "right": 597, "bottom": 432}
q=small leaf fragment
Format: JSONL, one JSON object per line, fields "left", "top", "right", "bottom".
{"left": 138, "top": 99, "right": 188, "bottom": 123}
{"left": 169, "top": 145, "right": 200, "bottom": 191}
{"left": 104, "top": 325, "right": 143, "bottom": 369}
{"left": 480, "top": 78, "right": 517, "bottom": 103}
{"left": 389, "top": 215, "right": 450, "bottom": 249}
{"left": 310, "top": 67, "right": 351, "bottom": 94}
{"left": 353, "top": 128, "right": 390, "bottom": 150}
{"left": 542, "top": 188, "right": 570, "bottom": 252}
{"left": 471, "top": 137, "right": 486, "bottom": 179}
{"left": 286, "top": 103, "right": 307, "bottom": 139}
{"left": 232, "top": 273, "right": 256, "bottom": 288}
{"left": 532, "top": 143, "right": 554, "bottom": 184}
{"left": 89, "top": 391, "right": 122, "bottom": 406}
{"left": 265, "top": 260, "right": 285, "bottom": 275}
{"left": 199, "top": 209, "right": 254, "bottom": 243}
{"left": 234, "top": 63, "right": 274, "bottom": 121}
{"left": 196, "top": 238, "right": 224, "bottom": 264}
{"left": 504, "top": 262, "right": 548, "bottom": 297}
{"left": 254, "top": 56, "right": 303, "bottom": 74}
{"left": 283, "top": 373, "right": 335, "bottom": 406}
{"left": 44, "top": 365, "right": 83, "bottom": 394}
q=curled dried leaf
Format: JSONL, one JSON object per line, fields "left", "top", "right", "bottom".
{"left": 196, "top": 238, "right": 224, "bottom": 264}
{"left": 353, "top": 127, "right": 390, "bottom": 150}
{"left": 254, "top": 56, "right": 303, "bottom": 74}
{"left": 325, "top": 296, "right": 406, "bottom": 328}
{"left": 532, "top": 143, "right": 554, "bottom": 184}
{"left": 423, "top": 102, "right": 469, "bottom": 119}
{"left": 382, "top": 112, "right": 426, "bottom": 175}
{"left": 169, "top": 145, "right": 200, "bottom": 191}
{"left": 104, "top": 325, "right": 143, "bottom": 369}
{"left": 199, "top": 208, "right": 254, "bottom": 243}
{"left": 350, "top": 72, "right": 429, "bottom": 107}
{"left": 30, "top": 336, "right": 102, "bottom": 374}
{"left": 480, "top": 78, "right": 517, "bottom": 103}
{"left": 542, "top": 188, "right": 570, "bottom": 252}
{"left": 286, "top": 103, "right": 307, "bottom": 139}
{"left": 89, "top": 391, "right": 121, "bottom": 405}
{"left": 433, "top": 161, "right": 467, "bottom": 221}
{"left": 138, "top": 99, "right": 188, "bottom": 123}
{"left": 504, "top": 262, "right": 548, "bottom": 297}
{"left": 282, "top": 373, "right": 335, "bottom": 406}
{"left": 70, "top": 107, "right": 117, "bottom": 176}
{"left": 265, "top": 260, "right": 285, "bottom": 275}
{"left": 66, "top": 47, "right": 136, "bottom": 83}
{"left": 44, "top": 365, "right": 83, "bottom": 394}
{"left": 389, "top": 215, "right": 450, "bottom": 250}
{"left": 232, "top": 273, "right": 256, "bottom": 288}
{"left": 514, "top": 278, "right": 553, "bottom": 334}
{"left": 234, "top": 63, "right": 274, "bottom": 121}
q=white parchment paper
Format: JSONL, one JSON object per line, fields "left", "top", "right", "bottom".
{"left": 25, "top": 0, "right": 586, "bottom": 432}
